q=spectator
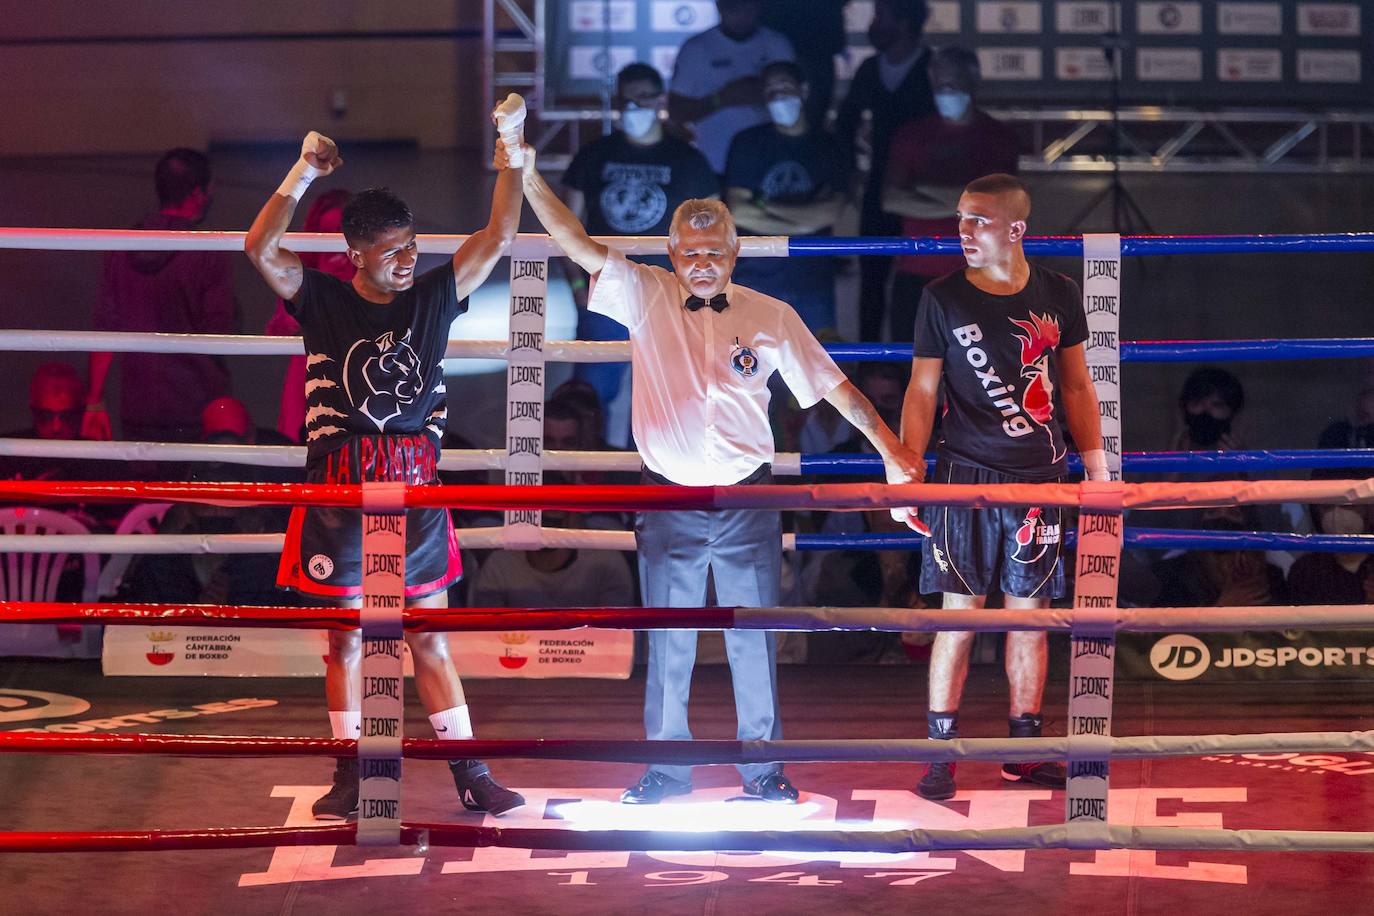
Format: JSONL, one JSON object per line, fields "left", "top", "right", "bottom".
{"left": 263, "top": 189, "right": 353, "bottom": 442}
{"left": 884, "top": 45, "right": 1019, "bottom": 342}
{"left": 119, "top": 397, "right": 291, "bottom": 606}
{"left": 547, "top": 378, "right": 611, "bottom": 450}
{"left": 761, "top": 0, "right": 851, "bottom": 127}
{"left": 1287, "top": 501, "right": 1374, "bottom": 605}
{"left": 545, "top": 393, "right": 635, "bottom": 531}
{"left": 668, "top": 0, "right": 796, "bottom": 175}
{"left": 467, "top": 499, "right": 635, "bottom": 609}
{"left": 725, "top": 59, "right": 851, "bottom": 331}
{"left": 1315, "top": 380, "right": 1374, "bottom": 475}
{"left": 563, "top": 62, "right": 719, "bottom": 445}
{"left": 86, "top": 148, "right": 237, "bottom": 443}
{"left": 1152, "top": 510, "right": 1288, "bottom": 607}
{"left": 0, "top": 363, "right": 130, "bottom": 531}
{"left": 798, "top": 361, "right": 905, "bottom": 454}
{"left": 21, "top": 363, "right": 86, "bottom": 443}
{"left": 1173, "top": 366, "right": 1245, "bottom": 452}
{"left": 834, "top": 0, "right": 935, "bottom": 343}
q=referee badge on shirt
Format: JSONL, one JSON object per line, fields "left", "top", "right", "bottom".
{"left": 730, "top": 338, "right": 759, "bottom": 378}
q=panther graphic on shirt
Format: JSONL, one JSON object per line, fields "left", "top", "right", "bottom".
{"left": 343, "top": 329, "right": 423, "bottom": 432}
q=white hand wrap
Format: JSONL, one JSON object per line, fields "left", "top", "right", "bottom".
{"left": 1082, "top": 448, "right": 1111, "bottom": 481}
{"left": 492, "top": 93, "right": 527, "bottom": 168}
{"left": 276, "top": 130, "right": 327, "bottom": 201}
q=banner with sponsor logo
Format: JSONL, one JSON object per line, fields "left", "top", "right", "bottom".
{"left": 1120, "top": 630, "right": 1374, "bottom": 682}
{"left": 1067, "top": 505, "right": 1123, "bottom": 824}
{"left": 545, "top": 0, "right": 1370, "bottom": 108}
{"left": 357, "top": 486, "right": 405, "bottom": 845}
{"left": 505, "top": 256, "right": 548, "bottom": 541}
{"left": 103, "top": 627, "right": 632, "bottom": 679}
{"left": 1083, "top": 234, "right": 1121, "bottom": 480}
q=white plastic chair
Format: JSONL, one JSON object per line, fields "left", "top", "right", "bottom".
{"left": 96, "top": 502, "right": 173, "bottom": 599}
{"left": 0, "top": 506, "right": 102, "bottom": 658}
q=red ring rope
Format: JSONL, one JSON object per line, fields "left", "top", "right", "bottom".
{"left": 0, "top": 478, "right": 1369, "bottom": 511}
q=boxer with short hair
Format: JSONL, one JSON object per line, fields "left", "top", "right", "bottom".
{"left": 900, "top": 173, "right": 1108, "bottom": 800}
{"left": 245, "top": 113, "right": 526, "bottom": 820}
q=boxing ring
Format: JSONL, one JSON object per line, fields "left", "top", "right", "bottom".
{"left": 2, "top": 227, "right": 1374, "bottom": 910}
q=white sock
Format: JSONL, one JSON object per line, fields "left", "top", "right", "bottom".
{"left": 328, "top": 710, "right": 361, "bottom": 739}
{"left": 429, "top": 705, "right": 473, "bottom": 739}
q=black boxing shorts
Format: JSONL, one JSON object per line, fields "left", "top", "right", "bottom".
{"left": 918, "top": 458, "right": 1065, "bottom": 600}
{"left": 277, "top": 433, "right": 460, "bottom": 600}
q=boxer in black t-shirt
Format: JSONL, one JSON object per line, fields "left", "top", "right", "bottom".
{"left": 899, "top": 173, "right": 1109, "bottom": 800}
{"left": 245, "top": 125, "right": 525, "bottom": 820}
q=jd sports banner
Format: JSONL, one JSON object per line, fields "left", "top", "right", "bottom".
{"left": 1119, "top": 630, "right": 1374, "bottom": 682}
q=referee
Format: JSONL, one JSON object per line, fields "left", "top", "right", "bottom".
{"left": 514, "top": 142, "right": 925, "bottom": 804}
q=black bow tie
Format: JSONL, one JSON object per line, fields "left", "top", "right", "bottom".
{"left": 684, "top": 293, "right": 729, "bottom": 313}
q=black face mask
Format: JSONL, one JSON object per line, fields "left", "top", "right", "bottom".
{"left": 867, "top": 23, "right": 895, "bottom": 52}
{"left": 1185, "top": 412, "right": 1232, "bottom": 447}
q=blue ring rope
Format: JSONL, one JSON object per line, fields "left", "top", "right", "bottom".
{"left": 789, "top": 233, "right": 1374, "bottom": 257}
{"left": 823, "top": 338, "right": 1374, "bottom": 363}
{"left": 795, "top": 529, "right": 1374, "bottom": 553}
{"left": 799, "top": 450, "right": 1374, "bottom": 475}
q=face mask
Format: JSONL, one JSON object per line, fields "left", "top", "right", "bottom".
{"left": 1185, "top": 411, "right": 1232, "bottom": 447}
{"left": 867, "top": 23, "right": 894, "bottom": 52}
{"left": 935, "top": 90, "right": 971, "bottom": 121}
{"left": 767, "top": 96, "right": 803, "bottom": 128}
{"left": 620, "top": 106, "right": 658, "bottom": 140}
{"left": 1322, "top": 506, "right": 1366, "bottom": 536}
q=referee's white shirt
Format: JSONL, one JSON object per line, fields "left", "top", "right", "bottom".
{"left": 589, "top": 249, "right": 847, "bottom": 486}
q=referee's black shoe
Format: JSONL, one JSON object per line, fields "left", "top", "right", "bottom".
{"left": 621, "top": 771, "right": 692, "bottom": 804}
{"left": 450, "top": 759, "right": 526, "bottom": 816}
{"left": 742, "top": 771, "right": 800, "bottom": 803}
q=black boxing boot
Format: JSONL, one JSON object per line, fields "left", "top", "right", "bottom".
{"left": 1001, "top": 713, "right": 1066, "bottom": 789}
{"left": 313, "top": 757, "right": 359, "bottom": 821}
{"left": 917, "top": 711, "right": 958, "bottom": 800}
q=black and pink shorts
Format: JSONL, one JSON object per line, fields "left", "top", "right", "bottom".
{"left": 277, "top": 433, "right": 461, "bottom": 600}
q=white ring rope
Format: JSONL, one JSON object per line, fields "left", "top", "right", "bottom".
{"left": 0, "top": 330, "right": 630, "bottom": 362}
{"left": 0, "top": 228, "right": 790, "bottom": 259}
{"left": 0, "top": 438, "right": 671, "bottom": 473}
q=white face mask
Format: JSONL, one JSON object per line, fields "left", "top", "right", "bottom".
{"left": 935, "top": 90, "right": 972, "bottom": 121}
{"left": 767, "top": 95, "right": 803, "bottom": 128}
{"left": 620, "top": 105, "right": 658, "bottom": 139}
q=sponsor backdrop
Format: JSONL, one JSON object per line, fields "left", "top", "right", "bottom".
{"left": 1120, "top": 630, "right": 1374, "bottom": 682}
{"left": 103, "top": 627, "right": 633, "bottom": 679}
{"left": 547, "top": 1, "right": 1368, "bottom": 107}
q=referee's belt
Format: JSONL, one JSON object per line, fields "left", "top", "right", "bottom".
{"left": 642, "top": 462, "right": 771, "bottom": 488}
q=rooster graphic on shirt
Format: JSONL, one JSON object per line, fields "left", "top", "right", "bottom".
{"left": 1007, "top": 312, "right": 1066, "bottom": 465}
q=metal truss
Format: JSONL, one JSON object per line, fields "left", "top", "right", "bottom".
{"left": 483, "top": 0, "right": 598, "bottom": 170}
{"left": 990, "top": 107, "right": 1372, "bottom": 173}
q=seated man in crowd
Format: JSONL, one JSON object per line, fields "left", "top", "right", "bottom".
{"left": 0, "top": 362, "right": 130, "bottom": 531}
{"left": 725, "top": 59, "right": 850, "bottom": 332}
{"left": 883, "top": 45, "right": 1019, "bottom": 342}
{"left": 563, "top": 62, "right": 720, "bottom": 446}
{"left": 467, "top": 475, "right": 636, "bottom": 609}
{"left": 118, "top": 398, "right": 293, "bottom": 607}
{"left": 1152, "top": 509, "right": 1288, "bottom": 607}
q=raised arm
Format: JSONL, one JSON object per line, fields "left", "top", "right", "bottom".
{"left": 244, "top": 131, "right": 343, "bottom": 300}
{"left": 451, "top": 138, "right": 524, "bottom": 300}
{"left": 518, "top": 145, "right": 609, "bottom": 277}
